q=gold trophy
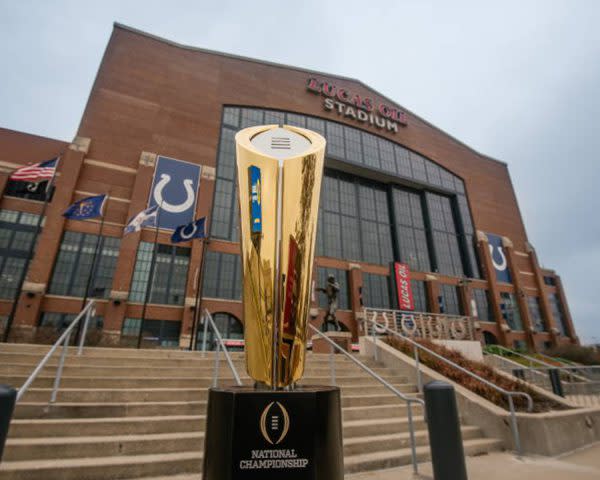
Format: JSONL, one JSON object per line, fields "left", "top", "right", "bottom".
{"left": 235, "top": 125, "right": 326, "bottom": 388}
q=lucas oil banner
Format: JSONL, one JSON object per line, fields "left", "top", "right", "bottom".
{"left": 486, "top": 232, "right": 512, "bottom": 283}
{"left": 148, "top": 156, "right": 201, "bottom": 230}
{"left": 393, "top": 262, "right": 415, "bottom": 311}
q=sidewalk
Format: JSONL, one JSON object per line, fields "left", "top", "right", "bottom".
{"left": 347, "top": 443, "right": 600, "bottom": 480}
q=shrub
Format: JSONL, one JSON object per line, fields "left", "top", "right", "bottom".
{"left": 546, "top": 344, "right": 600, "bottom": 366}
{"left": 386, "top": 336, "right": 567, "bottom": 412}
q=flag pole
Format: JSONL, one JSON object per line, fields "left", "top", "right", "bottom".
{"left": 75, "top": 192, "right": 109, "bottom": 345}
{"left": 2, "top": 156, "right": 61, "bottom": 343}
{"left": 188, "top": 219, "right": 211, "bottom": 351}
{"left": 136, "top": 201, "right": 162, "bottom": 349}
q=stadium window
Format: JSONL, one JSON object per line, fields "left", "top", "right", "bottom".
{"left": 500, "top": 292, "right": 524, "bottom": 331}
{"left": 197, "top": 313, "right": 243, "bottom": 350}
{"left": 123, "top": 318, "right": 181, "bottom": 348}
{"left": 0, "top": 210, "right": 41, "bottom": 299}
{"left": 201, "top": 251, "right": 242, "bottom": 300}
{"left": 410, "top": 279, "right": 428, "bottom": 312}
{"left": 129, "top": 242, "right": 190, "bottom": 305}
{"left": 48, "top": 232, "right": 120, "bottom": 299}
{"left": 438, "top": 284, "right": 462, "bottom": 315}
{"left": 362, "top": 273, "right": 392, "bottom": 309}
{"left": 548, "top": 293, "right": 569, "bottom": 336}
{"left": 527, "top": 296, "right": 546, "bottom": 332}
{"left": 472, "top": 288, "right": 494, "bottom": 322}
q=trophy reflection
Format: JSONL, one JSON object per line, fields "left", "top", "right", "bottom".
{"left": 235, "top": 125, "right": 325, "bottom": 388}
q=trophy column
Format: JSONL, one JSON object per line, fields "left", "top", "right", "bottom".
{"left": 202, "top": 125, "right": 343, "bottom": 479}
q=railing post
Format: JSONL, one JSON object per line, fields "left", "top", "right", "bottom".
{"left": 212, "top": 341, "right": 221, "bottom": 388}
{"left": 50, "top": 331, "right": 71, "bottom": 404}
{"left": 77, "top": 304, "right": 93, "bottom": 356}
{"left": 371, "top": 319, "right": 379, "bottom": 362}
{"left": 202, "top": 314, "right": 209, "bottom": 357}
{"left": 414, "top": 346, "right": 423, "bottom": 393}
{"left": 329, "top": 342, "right": 336, "bottom": 386}
{"left": 507, "top": 395, "right": 522, "bottom": 457}
{"left": 406, "top": 402, "right": 419, "bottom": 475}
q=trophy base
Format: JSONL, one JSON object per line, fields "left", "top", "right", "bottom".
{"left": 202, "top": 385, "right": 343, "bottom": 480}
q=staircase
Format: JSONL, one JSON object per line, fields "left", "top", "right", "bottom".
{"left": 0, "top": 343, "right": 502, "bottom": 479}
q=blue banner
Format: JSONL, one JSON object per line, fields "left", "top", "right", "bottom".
{"left": 249, "top": 165, "right": 262, "bottom": 234}
{"left": 63, "top": 194, "right": 106, "bottom": 220}
{"left": 148, "top": 156, "right": 201, "bottom": 231}
{"left": 486, "top": 232, "right": 512, "bottom": 284}
{"left": 171, "top": 217, "right": 206, "bottom": 243}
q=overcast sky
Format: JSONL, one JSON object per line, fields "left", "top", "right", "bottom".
{"left": 1, "top": 1, "right": 598, "bottom": 343}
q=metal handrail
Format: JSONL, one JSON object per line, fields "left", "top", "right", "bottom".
{"left": 487, "top": 345, "right": 590, "bottom": 383}
{"left": 201, "top": 309, "right": 242, "bottom": 387}
{"left": 16, "top": 300, "right": 96, "bottom": 403}
{"left": 309, "top": 325, "right": 424, "bottom": 475}
{"left": 364, "top": 316, "right": 533, "bottom": 457}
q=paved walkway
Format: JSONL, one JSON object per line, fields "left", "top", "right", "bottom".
{"left": 348, "top": 443, "right": 600, "bottom": 480}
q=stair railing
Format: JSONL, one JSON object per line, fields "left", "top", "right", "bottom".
{"left": 309, "top": 324, "right": 425, "bottom": 476}
{"left": 16, "top": 300, "right": 96, "bottom": 403}
{"left": 364, "top": 315, "right": 533, "bottom": 457}
{"left": 200, "top": 309, "right": 242, "bottom": 387}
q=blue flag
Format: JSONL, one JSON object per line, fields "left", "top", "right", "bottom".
{"left": 171, "top": 217, "right": 206, "bottom": 243}
{"left": 63, "top": 194, "right": 107, "bottom": 220}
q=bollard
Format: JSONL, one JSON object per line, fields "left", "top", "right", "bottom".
{"left": 513, "top": 369, "right": 525, "bottom": 381}
{"left": 0, "top": 385, "right": 17, "bottom": 462}
{"left": 548, "top": 368, "right": 564, "bottom": 397}
{"left": 424, "top": 381, "right": 468, "bottom": 480}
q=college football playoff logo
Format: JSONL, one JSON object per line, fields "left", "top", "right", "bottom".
{"left": 259, "top": 401, "right": 290, "bottom": 445}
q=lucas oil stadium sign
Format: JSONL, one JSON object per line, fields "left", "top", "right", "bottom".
{"left": 306, "top": 77, "right": 407, "bottom": 133}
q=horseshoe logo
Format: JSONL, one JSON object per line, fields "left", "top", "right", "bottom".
{"left": 488, "top": 244, "right": 507, "bottom": 271}
{"left": 153, "top": 174, "right": 195, "bottom": 213}
{"left": 179, "top": 222, "right": 198, "bottom": 240}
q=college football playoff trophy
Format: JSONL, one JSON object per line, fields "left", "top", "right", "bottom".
{"left": 202, "top": 125, "right": 343, "bottom": 479}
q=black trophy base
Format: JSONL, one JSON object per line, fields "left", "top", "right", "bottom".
{"left": 202, "top": 385, "right": 343, "bottom": 480}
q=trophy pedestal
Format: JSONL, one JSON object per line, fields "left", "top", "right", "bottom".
{"left": 202, "top": 386, "right": 343, "bottom": 480}
{"left": 311, "top": 332, "right": 352, "bottom": 354}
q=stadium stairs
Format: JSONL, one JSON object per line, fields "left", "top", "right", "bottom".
{"left": 0, "top": 343, "right": 502, "bottom": 479}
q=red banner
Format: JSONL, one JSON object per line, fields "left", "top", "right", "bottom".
{"left": 394, "top": 262, "right": 415, "bottom": 311}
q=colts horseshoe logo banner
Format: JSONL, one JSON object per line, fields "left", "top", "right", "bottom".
{"left": 486, "top": 232, "right": 512, "bottom": 283}
{"left": 149, "top": 156, "right": 201, "bottom": 230}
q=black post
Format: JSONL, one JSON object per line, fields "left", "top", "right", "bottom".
{"left": 188, "top": 239, "right": 207, "bottom": 351}
{"left": 548, "top": 368, "right": 564, "bottom": 397}
{"left": 136, "top": 205, "right": 162, "bottom": 349}
{"left": 74, "top": 200, "right": 107, "bottom": 345}
{"left": 0, "top": 385, "right": 17, "bottom": 462}
{"left": 513, "top": 368, "right": 525, "bottom": 381}
{"left": 2, "top": 173, "right": 57, "bottom": 343}
{"left": 424, "top": 380, "right": 468, "bottom": 480}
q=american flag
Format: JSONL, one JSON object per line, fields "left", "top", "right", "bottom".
{"left": 9, "top": 157, "right": 58, "bottom": 183}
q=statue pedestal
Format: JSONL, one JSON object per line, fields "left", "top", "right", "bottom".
{"left": 311, "top": 331, "right": 352, "bottom": 354}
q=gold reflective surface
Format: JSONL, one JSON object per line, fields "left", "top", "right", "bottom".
{"left": 236, "top": 125, "right": 325, "bottom": 388}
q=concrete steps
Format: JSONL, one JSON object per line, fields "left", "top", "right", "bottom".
{"left": 0, "top": 343, "right": 502, "bottom": 478}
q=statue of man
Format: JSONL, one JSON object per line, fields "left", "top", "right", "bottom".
{"left": 317, "top": 274, "right": 341, "bottom": 332}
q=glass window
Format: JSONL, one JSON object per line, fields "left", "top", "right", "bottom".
{"left": 439, "top": 284, "right": 462, "bottom": 315}
{"left": 527, "top": 296, "right": 546, "bottom": 332}
{"left": 500, "top": 292, "right": 523, "bottom": 331}
{"left": 202, "top": 251, "right": 242, "bottom": 300}
{"left": 548, "top": 293, "right": 569, "bottom": 336}
{"left": 410, "top": 279, "right": 428, "bottom": 312}
{"left": 129, "top": 242, "right": 190, "bottom": 305}
{"left": 391, "top": 187, "right": 431, "bottom": 272}
{"left": 426, "top": 192, "right": 464, "bottom": 277}
{"left": 472, "top": 288, "right": 494, "bottom": 322}
{"left": 316, "top": 267, "right": 350, "bottom": 310}
{"left": 0, "top": 210, "right": 41, "bottom": 299}
{"left": 362, "top": 273, "right": 391, "bottom": 309}
{"left": 123, "top": 318, "right": 181, "bottom": 348}
{"left": 48, "top": 232, "right": 120, "bottom": 299}
{"left": 543, "top": 276, "right": 556, "bottom": 286}
{"left": 197, "top": 313, "right": 244, "bottom": 351}
{"left": 38, "top": 312, "right": 103, "bottom": 344}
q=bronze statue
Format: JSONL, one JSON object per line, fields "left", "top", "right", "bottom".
{"left": 317, "top": 274, "right": 341, "bottom": 332}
